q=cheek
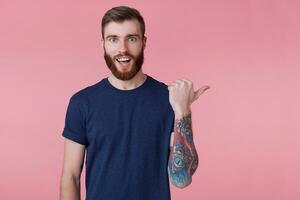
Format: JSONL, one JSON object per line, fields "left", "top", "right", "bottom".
{"left": 104, "top": 49, "right": 117, "bottom": 59}
{"left": 104, "top": 44, "right": 117, "bottom": 54}
{"left": 104, "top": 47, "right": 114, "bottom": 55}
{"left": 128, "top": 45, "right": 143, "bottom": 55}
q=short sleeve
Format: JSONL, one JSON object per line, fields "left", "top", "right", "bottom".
{"left": 62, "top": 95, "right": 88, "bottom": 146}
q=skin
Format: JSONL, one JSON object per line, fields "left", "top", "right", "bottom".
{"left": 101, "top": 19, "right": 148, "bottom": 89}
{"left": 60, "top": 18, "right": 211, "bottom": 200}
{"left": 167, "top": 80, "right": 210, "bottom": 188}
{"left": 60, "top": 19, "right": 148, "bottom": 200}
{"left": 101, "top": 20, "right": 211, "bottom": 188}
{"left": 60, "top": 139, "right": 85, "bottom": 200}
{"left": 168, "top": 112, "right": 196, "bottom": 188}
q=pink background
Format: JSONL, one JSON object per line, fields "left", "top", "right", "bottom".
{"left": 1, "top": 0, "right": 299, "bottom": 199}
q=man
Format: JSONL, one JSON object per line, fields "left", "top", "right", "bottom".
{"left": 60, "top": 5, "right": 210, "bottom": 200}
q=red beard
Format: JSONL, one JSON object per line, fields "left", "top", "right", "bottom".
{"left": 104, "top": 49, "right": 144, "bottom": 80}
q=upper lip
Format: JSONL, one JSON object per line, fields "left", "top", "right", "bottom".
{"left": 116, "top": 56, "right": 131, "bottom": 60}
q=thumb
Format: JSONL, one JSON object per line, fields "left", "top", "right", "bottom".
{"left": 194, "top": 85, "right": 210, "bottom": 101}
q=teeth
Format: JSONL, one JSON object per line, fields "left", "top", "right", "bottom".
{"left": 116, "top": 56, "right": 131, "bottom": 62}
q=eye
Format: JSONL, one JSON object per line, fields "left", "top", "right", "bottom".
{"left": 108, "top": 37, "right": 118, "bottom": 43}
{"left": 128, "top": 37, "right": 137, "bottom": 43}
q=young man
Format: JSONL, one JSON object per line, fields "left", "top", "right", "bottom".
{"left": 60, "top": 6, "right": 210, "bottom": 200}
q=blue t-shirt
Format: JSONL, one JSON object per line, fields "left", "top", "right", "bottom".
{"left": 62, "top": 74, "right": 175, "bottom": 200}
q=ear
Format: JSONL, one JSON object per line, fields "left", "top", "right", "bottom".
{"left": 143, "top": 35, "right": 147, "bottom": 49}
{"left": 101, "top": 39, "right": 104, "bottom": 49}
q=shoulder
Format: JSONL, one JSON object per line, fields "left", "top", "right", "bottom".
{"left": 68, "top": 79, "right": 106, "bottom": 105}
{"left": 148, "top": 75, "right": 169, "bottom": 92}
{"left": 147, "top": 75, "right": 171, "bottom": 108}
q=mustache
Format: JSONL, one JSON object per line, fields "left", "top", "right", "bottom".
{"left": 113, "top": 53, "right": 135, "bottom": 60}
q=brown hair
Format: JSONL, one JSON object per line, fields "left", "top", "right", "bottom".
{"left": 101, "top": 6, "right": 145, "bottom": 39}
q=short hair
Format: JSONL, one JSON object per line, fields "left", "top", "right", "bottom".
{"left": 101, "top": 6, "right": 145, "bottom": 39}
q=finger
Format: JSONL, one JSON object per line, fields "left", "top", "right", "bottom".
{"left": 167, "top": 83, "right": 176, "bottom": 90}
{"left": 202, "top": 85, "right": 210, "bottom": 91}
{"left": 167, "top": 82, "right": 177, "bottom": 87}
{"left": 194, "top": 89, "right": 202, "bottom": 100}
{"left": 193, "top": 85, "right": 210, "bottom": 100}
{"left": 197, "top": 85, "right": 210, "bottom": 94}
{"left": 174, "top": 79, "right": 183, "bottom": 85}
{"left": 180, "top": 78, "right": 192, "bottom": 85}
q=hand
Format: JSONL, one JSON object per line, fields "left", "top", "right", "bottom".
{"left": 167, "top": 78, "right": 210, "bottom": 117}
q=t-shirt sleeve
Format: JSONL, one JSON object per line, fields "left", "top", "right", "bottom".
{"left": 62, "top": 95, "right": 88, "bottom": 146}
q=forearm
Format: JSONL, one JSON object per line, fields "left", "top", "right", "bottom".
{"left": 168, "top": 111, "right": 199, "bottom": 188}
{"left": 60, "top": 174, "right": 81, "bottom": 200}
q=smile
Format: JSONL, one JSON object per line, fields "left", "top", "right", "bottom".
{"left": 116, "top": 56, "right": 131, "bottom": 63}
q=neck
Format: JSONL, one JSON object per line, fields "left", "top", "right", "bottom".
{"left": 108, "top": 70, "right": 147, "bottom": 90}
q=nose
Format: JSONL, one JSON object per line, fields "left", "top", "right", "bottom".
{"left": 118, "top": 39, "right": 128, "bottom": 54}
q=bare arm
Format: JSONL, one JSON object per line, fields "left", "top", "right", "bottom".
{"left": 168, "top": 111, "right": 199, "bottom": 188}
{"left": 60, "top": 138, "right": 86, "bottom": 200}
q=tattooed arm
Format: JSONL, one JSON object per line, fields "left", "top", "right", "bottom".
{"left": 168, "top": 110, "right": 199, "bottom": 188}
{"left": 167, "top": 77, "right": 209, "bottom": 188}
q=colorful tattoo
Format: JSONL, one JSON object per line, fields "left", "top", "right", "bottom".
{"left": 168, "top": 111, "right": 199, "bottom": 188}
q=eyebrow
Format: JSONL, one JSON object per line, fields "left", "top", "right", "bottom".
{"left": 105, "top": 34, "right": 141, "bottom": 39}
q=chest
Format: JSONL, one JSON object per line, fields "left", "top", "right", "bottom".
{"left": 86, "top": 95, "right": 174, "bottom": 149}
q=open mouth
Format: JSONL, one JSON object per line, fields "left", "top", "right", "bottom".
{"left": 116, "top": 56, "right": 132, "bottom": 64}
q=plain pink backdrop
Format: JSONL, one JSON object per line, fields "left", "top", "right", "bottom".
{"left": 1, "top": 0, "right": 299, "bottom": 199}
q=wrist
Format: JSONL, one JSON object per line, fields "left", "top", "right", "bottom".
{"left": 174, "top": 107, "right": 191, "bottom": 119}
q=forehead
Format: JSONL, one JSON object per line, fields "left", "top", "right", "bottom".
{"left": 103, "top": 19, "right": 142, "bottom": 38}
